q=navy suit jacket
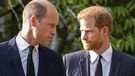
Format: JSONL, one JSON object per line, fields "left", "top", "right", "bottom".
{"left": 0, "top": 37, "right": 66, "bottom": 76}
{"left": 63, "top": 49, "right": 135, "bottom": 76}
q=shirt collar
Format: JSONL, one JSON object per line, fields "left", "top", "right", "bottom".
{"left": 89, "top": 44, "right": 112, "bottom": 63}
{"left": 89, "top": 50, "right": 98, "bottom": 63}
{"left": 102, "top": 44, "right": 112, "bottom": 62}
{"left": 16, "top": 32, "right": 39, "bottom": 52}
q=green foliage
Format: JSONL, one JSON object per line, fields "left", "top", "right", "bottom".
{"left": 109, "top": 0, "right": 135, "bottom": 55}
{"left": 9, "top": 0, "right": 20, "bottom": 7}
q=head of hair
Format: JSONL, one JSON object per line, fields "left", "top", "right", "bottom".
{"left": 22, "top": 1, "right": 47, "bottom": 22}
{"left": 77, "top": 6, "right": 113, "bottom": 33}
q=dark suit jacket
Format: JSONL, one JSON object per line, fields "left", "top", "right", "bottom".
{"left": 0, "top": 37, "right": 66, "bottom": 76}
{"left": 63, "top": 49, "right": 135, "bottom": 76}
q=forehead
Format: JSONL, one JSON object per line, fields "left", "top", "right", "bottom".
{"left": 79, "top": 18, "right": 96, "bottom": 30}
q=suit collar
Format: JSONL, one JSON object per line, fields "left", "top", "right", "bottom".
{"left": 79, "top": 50, "right": 89, "bottom": 62}
{"left": 8, "top": 37, "right": 25, "bottom": 76}
{"left": 79, "top": 51, "right": 90, "bottom": 76}
{"left": 37, "top": 45, "right": 54, "bottom": 76}
{"left": 109, "top": 48, "right": 121, "bottom": 76}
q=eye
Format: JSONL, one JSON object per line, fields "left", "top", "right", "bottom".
{"left": 87, "top": 30, "right": 94, "bottom": 34}
{"left": 86, "top": 30, "right": 92, "bottom": 33}
{"left": 50, "top": 24, "right": 55, "bottom": 28}
{"left": 81, "top": 30, "right": 93, "bottom": 34}
{"left": 46, "top": 22, "right": 55, "bottom": 28}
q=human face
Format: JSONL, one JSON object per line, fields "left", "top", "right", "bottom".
{"left": 80, "top": 18, "right": 105, "bottom": 51}
{"left": 34, "top": 11, "right": 59, "bottom": 46}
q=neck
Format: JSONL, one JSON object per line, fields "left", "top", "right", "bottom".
{"left": 20, "top": 30, "right": 37, "bottom": 46}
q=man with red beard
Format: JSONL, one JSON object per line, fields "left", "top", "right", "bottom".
{"left": 63, "top": 6, "right": 135, "bottom": 76}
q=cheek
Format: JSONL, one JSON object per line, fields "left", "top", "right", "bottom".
{"left": 35, "top": 26, "right": 46, "bottom": 39}
{"left": 88, "top": 34, "right": 99, "bottom": 42}
{"left": 39, "top": 25, "right": 48, "bottom": 33}
{"left": 87, "top": 34, "right": 94, "bottom": 39}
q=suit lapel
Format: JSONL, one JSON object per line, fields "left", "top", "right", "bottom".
{"left": 37, "top": 45, "right": 46, "bottom": 76}
{"left": 8, "top": 37, "right": 25, "bottom": 76}
{"left": 38, "top": 45, "right": 58, "bottom": 76}
{"left": 109, "top": 49, "right": 121, "bottom": 76}
{"left": 79, "top": 51, "right": 90, "bottom": 76}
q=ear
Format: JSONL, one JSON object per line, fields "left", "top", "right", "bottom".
{"left": 101, "top": 26, "right": 109, "bottom": 36}
{"left": 29, "top": 15, "right": 37, "bottom": 28}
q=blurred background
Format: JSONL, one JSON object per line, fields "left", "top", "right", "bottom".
{"left": 0, "top": 0, "right": 135, "bottom": 55}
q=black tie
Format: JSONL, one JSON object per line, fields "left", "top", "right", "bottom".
{"left": 95, "top": 55, "right": 102, "bottom": 76}
{"left": 27, "top": 46, "right": 35, "bottom": 76}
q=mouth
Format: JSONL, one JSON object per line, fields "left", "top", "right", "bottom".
{"left": 48, "top": 36, "right": 53, "bottom": 40}
{"left": 83, "top": 41, "right": 90, "bottom": 44}
{"left": 83, "top": 42, "right": 92, "bottom": 46}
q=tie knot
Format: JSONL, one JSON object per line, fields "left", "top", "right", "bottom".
{"left": 99, "top": 55, "right": 102, "bottom": 60}
{"left": 28, "top": 46, "right": 34, "bottom": 52}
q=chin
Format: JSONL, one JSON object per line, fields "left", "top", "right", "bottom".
{"left": 84, "top": 46, "right": 91, "bottom": 50}
{"left": 83, "top": 45, "right": 91, "bottom": 49}
{"left": 40, "top": 42, "right": 49, "bottom": 47}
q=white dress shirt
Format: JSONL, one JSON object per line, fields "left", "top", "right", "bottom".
{"left": 16, "top": 33, "right": 39, "bottom": 76}
{"left": 89, "top": 45, "right": 112, "bottom": 76}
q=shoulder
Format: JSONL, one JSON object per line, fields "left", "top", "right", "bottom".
{"left": 113, "top": 49, "right": 135, "bottom": 63}
{"left": 63, "top": 50, "right": 83, "bottom": 59}
{"left": 0, "top": 37, "right": 16, "bottom": 48}
{"left": 0, "top": 39, "right": 14, "bottom": 56}
{"left": 0, "top": 41, "right": 9, "bottom": 47}
{"left": 0, "top": 40, "right": 11, "bottom": 50}
{"left": 113, "top": 49, "right": 135, "bottom": 75}
{"left": 63, "top": 50, "right": 86, "bottom": 64}
{"left": 120, "top": 52, "right": 135, "bottom": 62}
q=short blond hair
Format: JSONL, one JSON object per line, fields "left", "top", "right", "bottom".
{"left": 77, "top": 6, "right": 112, "bottom": 32}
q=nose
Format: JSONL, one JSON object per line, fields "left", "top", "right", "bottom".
{"left": 52, "top": 27, "right": 57, "bottom": 35}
